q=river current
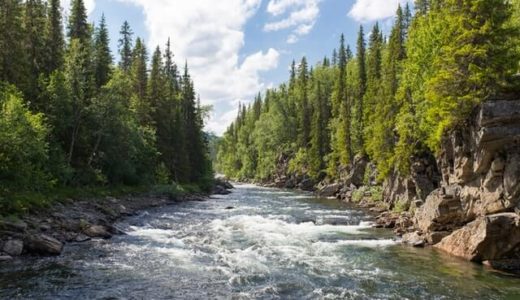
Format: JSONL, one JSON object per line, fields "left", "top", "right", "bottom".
{"left": 1, "top": 184, "right": 519, "bottom": 299}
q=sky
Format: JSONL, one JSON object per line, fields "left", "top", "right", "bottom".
{"left": 62, "top": 0, "right": 412, "bottom": 135}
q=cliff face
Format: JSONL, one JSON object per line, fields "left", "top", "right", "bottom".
{"left": 411, "top": 100, "right": 520, "bottom": 263}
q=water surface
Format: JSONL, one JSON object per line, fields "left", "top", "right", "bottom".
{"left": 1, "top": 184, "right": 519, "bottom": 299}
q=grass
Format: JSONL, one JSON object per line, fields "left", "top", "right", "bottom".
{"left": 0, "top": 182, "right": 209, "bottom": 218}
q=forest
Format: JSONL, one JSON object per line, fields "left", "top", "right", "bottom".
{"left": 0, "top": 0, "right": 213, "bottom": 214}
{"left": 216, "top": 0, "right": 520, "bottom": 185}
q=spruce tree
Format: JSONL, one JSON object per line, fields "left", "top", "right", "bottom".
{"left": 44, "top": 0, "right": 64, "bottom": 74}
{"left": 354, "top": 25, "right": 367, "bottom": 154}
{"left": 67, "top": 0, "right": 89, "bottom": 42}
{"left": 93, "top": 14, "right": 112, "bottom": 88}
{"left": 118, "top": 21, "right": 133, "bottom": 72}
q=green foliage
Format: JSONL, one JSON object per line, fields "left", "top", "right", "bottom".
{"left": 0, "top": 85, "right": 52, "bottom": 205}
{"left": 216, "top": 0, "right": 520, "bottom": 189}
{"left": 0, "top": 0, "right": 214, "bottom": 215}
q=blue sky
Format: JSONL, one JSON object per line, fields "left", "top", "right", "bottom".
{"left": 66, "top": 0, "right": 411, "bottom": 135}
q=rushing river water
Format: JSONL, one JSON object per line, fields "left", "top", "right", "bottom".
{"left": 1, "top": 184, "right": 519, "bottom": 299}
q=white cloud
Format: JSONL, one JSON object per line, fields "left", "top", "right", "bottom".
{"left": 62, "top": 0, "right": 96, "bottom": 16}
{"left": 117, "top": 0, "right": 280, "bottom": 135}
{"left": 348, "top": 0, "right": 409, "bottom": 22}
{"left": 264, "top": 0, "right": 320, "bottom": 44}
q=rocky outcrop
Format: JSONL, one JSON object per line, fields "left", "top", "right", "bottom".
{"left": 383, "top": 154, "right": 440, "bottom": 212}
{"left": 411, "top": 100, "right": 520, "bottom": 268}
{"left": 434, "top": 213, "right": 520, "bottom": 262}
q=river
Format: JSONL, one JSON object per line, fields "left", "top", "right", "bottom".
{"left": 0, "top": 184, "right": 519, "bottom": 299}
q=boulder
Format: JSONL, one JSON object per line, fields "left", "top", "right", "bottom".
{"left": 298, "top": 178, "right": 315, "bottom": 191}
{"left": 346, "top": 155, "right": 368, "bottom": 187}
{"left": 318, "top": 184, "right": 341, "bottom": 197}
{"left": 213, "top": 185, "right": 231, "bottom": 195}
{"left": 2, "top": 239, "right": 23, "bottom": 256}
{"left": 83, "top": 225, "right": 112, "bottom": 239}
{"left": 402, "top": 231, "right": 426, "bottom": 247}
{"left": 414, "top": 189, "right": 466, "bottom": 233}
{"left": 0, "top": 255, "right": 13, "bottom": 262}
{"left": 24, "top": 234, "right": 63, "bottom": 255}
{"left": 0, "top": 220, "right": 28, "bottom": 232}
{"left": 434, "top": 213, "right": 520, "bottom": 262}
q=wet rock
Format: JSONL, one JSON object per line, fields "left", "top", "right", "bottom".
{"left": 0, "top": 220, "right": 28, "bottom": 232}
{"left": 483, "top": 259, "right": 520, "bottom": 275}
{"left": 375, "top": 212, "right": 400, "bottom": 229}
{"left": 213, "top": 185, "right": 231, "bottom": 195}
{"left": 24, "top": 234, "right": 63, "bottom": 255}
{"left": 0, "top": 255, "right": 13, "bottom": 262}
{"left": 84, "top": 225, "right": 113, "bottom": 239}
{"left": 74, "top": 234, "right": 91, "bottom": 243}
{"left": 426, "top": 231, "right": 450, "bottom": 245}
{"left": 2, "top": 239, "right": 23, "bottom": 256}
{"left": 402, "top": 232, "right": 426, "bottom": 247}
{"left": 318, "top": 183, "right": 341, "bottom": 197}
{"left": 225, "top": 206, "right": 235, "bottom": 210}
{"left": 434, "top": 213, "right": 520, "bottom": 262}
{"left": 298, "top": 178, "right": 315, "bottom": 191}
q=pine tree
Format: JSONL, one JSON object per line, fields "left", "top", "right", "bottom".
{"left": 297, "top": 57, "right": 310, "bottom": 148}
{"left": 44, "top": 0, "right": 64, "bottom": 74}
{"left": 93, "top": 14, "right": 112, "bottom": 88}
{"left": 67, "top": 0, "right": 90, "bottom": 42}
{"left": 22, "top": 0, "right": 47, "bottom": 102}
{"left": 118, "top": 21, "right": 133, "bottom": 72}
{"left": 353, "top": 25, "right": 367, "bottom": 154}
{"left": 0, "top": 0, "right": 27, "bottom": 90}
{"left": 130, "top": 37, "right": 149, "bottom": 124}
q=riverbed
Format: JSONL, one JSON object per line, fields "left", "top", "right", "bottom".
{"left": 0, "top": 184, "right": 519, "bottom": 299}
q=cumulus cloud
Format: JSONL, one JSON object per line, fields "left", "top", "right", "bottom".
{"left": 348, "top": 0, "right": 409, "bottom": 22}
{"left": 116, "top": 0, "right": 280, "bottom": 135}
{"left": 62, "top": 0, "right": 96, "bottom": 16}
{"left": 264, "top": 0, "right": 321, "bottom": 44}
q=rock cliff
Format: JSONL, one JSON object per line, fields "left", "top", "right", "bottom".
{"left": 412, "top": 100, "right": 520, "bottom": 265}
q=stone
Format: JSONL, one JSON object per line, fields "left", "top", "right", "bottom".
{"left": 213, "top": 185, "right": 231, "bottom": 195}
{"left": 24, "top": 234, "right": 63, "bottom": 255}
{"left": 434, "top": 213, "right": 520, "bottom": 262}
{"left": 414, "top": 189, "right": 466, "bottom": 233}
{"left": 318, "top": 184, "right": 341, "bottom": 197}
{"left": 225, "top": 206, "right": 235, "bottom": 210}
{"left": 0, "top": 220, "right": 28, "bottom": 232}
{"left": 346, "top": 155, "right": 368, "bottom": 187}
{"left": 0, "top": 255, "right": 13, "bottom": 262}
{"left": 504, "top": 152, "right": 520, "bottom": 203}
{"left": 84, "top": 225, "right": 112, "bottom": 239}
{"left": 2, "top": 239, "right": 23, "bottom": 256}
{"left": 483, "top": 259, "right": 520, "bottom": 274}
{"left": 402, "top": 232, "right": 426, "bottom": 247}
{"left": 74, "top": 234, "right": 91, "bottom": 243}
{"left": 426, "top": 231, "right": 450, "bottom": 245}
{"left": 298, "top": 178, "right": 315, "bottom": 191}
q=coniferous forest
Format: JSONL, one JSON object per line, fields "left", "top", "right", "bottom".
{"left": 217, "top": 0, "right": 520, "bottom": 185}
{"left": 0, "top": 0, "right": 213, "bottom": 213}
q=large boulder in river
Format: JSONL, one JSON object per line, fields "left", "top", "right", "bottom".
{"left": 434, "top": 213, "right": 520, "bottom": 262}
{"left": 24, "top": 234, "right": 63, "bottom": 255}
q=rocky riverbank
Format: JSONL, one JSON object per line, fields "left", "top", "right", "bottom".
{"left": 0, "top": 180, "right": 233, "bottom": 261}
{"left": 257, "top": 100, "right": 520, "bottom": 275}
